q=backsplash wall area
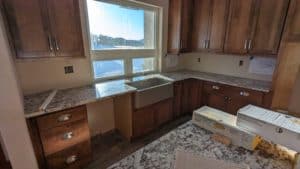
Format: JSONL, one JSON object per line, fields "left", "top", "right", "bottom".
{"left": 180, "top": 52, "right": 275, "bottom": 81}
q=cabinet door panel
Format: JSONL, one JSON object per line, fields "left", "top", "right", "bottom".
{"left": 180, "top": 0, "right": 193, "bottom": 52}
{"left": 225, "top": 0, "right": 256, "bottom": 54}
{"left": 249, "top": 0, "right": 289, "bottom": 55}
{"left": 3, "top": 0, "right": 53, "bottom": 58}
{"left": 208, "top": 0, "right": 229, "bottom": 52}
{"left": 205, "top": 93, "right": 227, "bottom": 112}
{"left": 168, "top": 0, "right": 182, "bottom": 54}
{"left": 173, "top": 81, "right": 183, "bottom": 118}
{"left": 133, "top": 107, "right": 155, "bottom": 138}
{"left": 286, "top": 0, "right": 300, "bottom": 42}
{"left": 226, "top": 97, "right": 248, "bottom": 115}
{"left": 47, "top": 0, "right": 84, "bottom": 57}
{"left": 191, "top": 0, "right": 211, "bottom": 51}
{"left": 156, "top": 99, "right": 173, "bottom": 126}
{"left": 189, "top": 79, "right": 202, "bottom": 111}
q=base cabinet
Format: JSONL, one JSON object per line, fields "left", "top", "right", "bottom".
{"left": 27, "top": 106, "right": 91, "bottom": 169}
{"left": 203, "top": 81, "right": 265, "bottom": 115}
{"left": 133, "top": 99, "right": 173, "bottom": 138}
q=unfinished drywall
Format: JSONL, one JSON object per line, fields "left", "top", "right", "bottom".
{"left": 181, "top": 52, "right": 274, "bottom": 81}
{"left": 86, "top": 98, "right": 115, "bottom": 136}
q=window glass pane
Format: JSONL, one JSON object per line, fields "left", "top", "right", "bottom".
{"left": 132, "top": 57, "right": 155, "bottom": 73}
{"left": 93, "top": 60, "right": 125, "bottom": 78}
{"left": 87, "top": 0, "right": 156, "bottom": 50}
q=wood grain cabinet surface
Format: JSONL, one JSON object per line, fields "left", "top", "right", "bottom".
{"left": 28, "top": 106, "right": 91, "bottom": 169}
{"left": 133, "top": 99, "right": 173, "bottom": 138}
{"left": 192, "top": 0, "right": 230, "bottom": 52}
{"left": 2, "top": 0, "right": 84, "bottom": 59}
{"left": 202, "top": 81, "right": 265, "bottom": 115}
{"left": 225, "top": 0, "right": 289, "bottom": 55}
{"left": 168, "top": 0, "right": 193, "bottom": 54}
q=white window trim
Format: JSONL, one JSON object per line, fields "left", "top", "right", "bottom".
{"left": 85, "top": 0, "right": 161, "bottom": 82}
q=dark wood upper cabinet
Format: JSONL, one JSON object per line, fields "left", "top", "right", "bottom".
{"left": 191, "top": 0, "right": 211, "bottom": 51}
{"left": 3, "top": 0, "right": 54, "bottom": 58}
{"left": 180, "top": 0, "right": 193, "bottom": 52}
{"left": 3, "top": 0, "right": 84, "bottom": 59}
{"left": 224, "top": 0, "right": 256, "bottom": 54}
{"left": 208, "top": 0, "right": 230, "bottom": 52}
{"left": 47, "top": 0, "right": 84, "bottom": 57}
{"left": 248, "top": 0, "right": 289, "bottom": 55}
{"left": 167, "top": 0, "right": 193, "bottom": 54}
{"left": 192, "top": 0, "right": 229, "bottom": 52}
{"left": 285, "top": 0, "right": 300, "bottom": 42}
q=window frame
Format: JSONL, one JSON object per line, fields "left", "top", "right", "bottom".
{"left": 85, "top": 0, "right": 160, "bottom": 82}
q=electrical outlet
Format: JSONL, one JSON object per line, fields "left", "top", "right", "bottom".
{"left": 197, "top": 58, "right": 201, "bottom": 63}
{"left": 239, "top": 60, "right": 244, "bottom": 66}
{"left": 64, "top": 66, "right": 74, "bottom": 74}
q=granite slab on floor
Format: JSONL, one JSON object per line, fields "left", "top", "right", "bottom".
{"left": 108, "top": 121, "right": 291, "bottom": 169}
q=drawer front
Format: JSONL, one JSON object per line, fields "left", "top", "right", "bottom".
{"left": 227, "top": 86, "right": 264, "bottom": 104}
{"left": 40, "top": 120, "right": 90, "bottom": 156}
{"left": 37, "top": 106, "right": 87, "bottom": 131}
{"left": 203, "top": 82, "right": 227, "bottom": 95}
{"left": 46, "top": 141, "right": 91, "bottom": 169}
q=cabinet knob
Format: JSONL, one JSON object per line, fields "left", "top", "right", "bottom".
{"left": 212, "top": 85, "right": 220, "bottom": 90}
{"left": 65, "top": 155, "right": 78, "bottom": 164}
{"left": 58, "top": 114, "right": 72, "bottom": 122}
{"left": 240, "top": 91, "right": 250, "bottom": 97}
{"left": 62, "top": 132, "right": 74, "bottom": 140}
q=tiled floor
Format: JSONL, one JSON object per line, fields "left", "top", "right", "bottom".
{"left": 84, "top": 115, "right": 192, "bottom": 169}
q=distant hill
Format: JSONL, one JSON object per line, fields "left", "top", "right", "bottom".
{"left": 91, "top": 34, "right": 144, "bottom": 47}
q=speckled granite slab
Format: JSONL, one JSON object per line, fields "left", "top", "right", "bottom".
{"left": 162, "top": 70, "right": 271, "bottom": 92}
{"left": 23, "top": 90, "right": 53, "bottom": 117}
{"left": 108, "top": 121, "right": 291, "bottom": 169}
{"left": 45, "top": 80, "right": 136, "bottom": 114}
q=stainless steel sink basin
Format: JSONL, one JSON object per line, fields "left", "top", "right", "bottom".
{"left": 127, "top": 77, "right": 173, "bottom": 109}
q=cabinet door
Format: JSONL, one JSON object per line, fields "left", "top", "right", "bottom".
{"left": 168, "top": 0, "right": 182, "bottom": 54}
{"left": 156, "top": 99, "right": 173, "bottom": 126}
{"left": 226, "top": 97, "right": 248, "bottom": 115}
{"left": 285, "top": 0, "right": 300, "bottom": 42}
{"left": 224, "top": 0, "right": 256, "bottom": 54}
{"left": 191, "top": 0, "right": 211, "bottom": 51}
{"left": 133, "top": 107, "right": 155, "bottom": 138}
{"left": 188, "top": 79, "right": 203, "bottom": 111}
{"left": 47, "top": 0, "right": 84, "bottom": 57}
{"left": 173, "top": 81, "right": 183, "bottom": 118}
{"left": 249, "top": 0, "right": 289, "bottom": 55}
{"left": 207, "top": 0, "right": 230, "bottom": 52}
{"left": 180, "top": 0, "right": 193, "bottom": 52}
{"left": 205, "top": 93, "right": 227, "bottom": 112}
{"left": 3, "top": 0, "right": 54, "bottom": 58}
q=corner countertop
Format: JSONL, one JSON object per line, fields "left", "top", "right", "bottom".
{"left": 161, "top": 70, "right": 271, "bottom": 92}
{"left": 23, "top": 71, "right": 272, "bottom": 119}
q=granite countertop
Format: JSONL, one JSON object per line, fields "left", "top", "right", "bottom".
{"left": 108, "top": 121, "right": 291, "bottom": 169}
{"left": 23, "top": 71, "right": 272, "bottom": 118}
{"left": 162, "top": 70, "right": 271, "bottom": 92}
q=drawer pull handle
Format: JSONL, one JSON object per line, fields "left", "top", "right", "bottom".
{"left": 212, "top": 85, "right": 220, "bottom": 90}
{"left": 62, "top": 132, "right": 74, "bottom": 140}
{"left": 58, "top": 114, "right": 72, "bottom": 122}
{"left": 240, "top": 91, "right": 250, "bottom": 97}
{"left": 66, "top": 155, "right": 78, "bottom": 164}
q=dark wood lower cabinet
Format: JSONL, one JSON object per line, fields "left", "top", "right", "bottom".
{"left": 27, "top": 106, "right": 91, "bottom": 169}
{"left": 173, "top": 81, "right": 183, "bottom": 118}
{"left": 133, "top": 99, "right": 173, "bottom": 138}
{"left": 203, "top": 81, "right": 265, "bottom": 115}
{"left": 181, "top": 79, "right": 203, "bottom": 114}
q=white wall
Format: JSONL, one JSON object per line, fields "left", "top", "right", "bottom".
{"left": 181, "top": 52, "right": 274, "bottom": 81}
{"left": 0, "top": 13, "right": 38, "bottom": 169}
